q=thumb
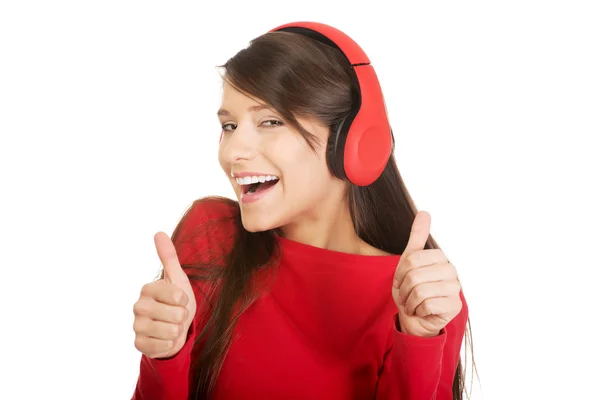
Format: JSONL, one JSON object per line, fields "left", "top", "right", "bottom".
{"left": 403, "top": 211, "right": 431, "bottom": 255}
{"left": 154, "top": 231, "right": 189, "bottom": 288}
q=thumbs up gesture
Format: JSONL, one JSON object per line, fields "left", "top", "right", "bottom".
{"left": 392, "top": 212, "right": 462, "bottom": 337}
{"left": 133, "top": 232, "right": 197, "bottom": 359}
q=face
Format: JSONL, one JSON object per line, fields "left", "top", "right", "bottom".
{"left": 217, "top": 81, "right": 346, "bottom": 233}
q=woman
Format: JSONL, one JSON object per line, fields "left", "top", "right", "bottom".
{"left": 132, "top": 22, "right": 472, "bottom": 400}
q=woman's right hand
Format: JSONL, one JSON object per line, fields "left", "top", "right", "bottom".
{"left": 133, "top": 232, "right": 197, "bottom": 359}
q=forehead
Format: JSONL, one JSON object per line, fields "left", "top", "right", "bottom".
{"left": 218, "top": 81, "right": 280, "bottom": 118}
{"left": 220, "top": 81, "right": 263, "bottom": 107}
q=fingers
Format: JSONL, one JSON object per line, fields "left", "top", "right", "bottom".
{"left": 402, "top": 211, "right": 431, "bottom": 255}
{"left": 132, "top": 294, "right": 189, "bottom": 358}
{"left": 134, "top": 317, "right": 183, "bottom": 341}
{"left": 133, "top": 295, "right": 189, "bottom": 324}
{"left": 403, "top": 280, "right": 462, "bottom": 317}
{"left": 133, "top": 273, "right": 195, "bottom": 359}
{"left": 134, "top": 336, "right": 176, "bottom": 357}
{"left": 140, "top": 280, "right": 188, "bottom": 307}
{"left": 396, "top": 261, "right": 455, "bottom": 301}
{"left": 393, "top": 249, "right": 447, "bottom": 289}
{"left": 154, "top": 231, "right": 186, "bottom": 285}
{"left": 414, "top": 296, "right": 463, "bottom": 319}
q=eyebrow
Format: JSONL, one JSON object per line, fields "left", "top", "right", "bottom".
{"left": 217, "top": 105, "right": 272, "bottom": 117}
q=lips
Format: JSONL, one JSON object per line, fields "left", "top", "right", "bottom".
{"left": 238, "top": 178, "right": 280, "bottom": 204}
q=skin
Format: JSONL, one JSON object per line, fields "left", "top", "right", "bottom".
{"left": 217, "top": 80, "right": 386, "bottom": 255}
{"left": 132, "top": 80, "right": 463, "bottom": 360}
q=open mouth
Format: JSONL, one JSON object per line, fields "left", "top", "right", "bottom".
{"left": 236, "top": 175, "right": 280, "bottom": 195}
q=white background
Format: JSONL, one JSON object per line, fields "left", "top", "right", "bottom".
{"left": 1, "top": 1, "right": 598, "bottom": 399}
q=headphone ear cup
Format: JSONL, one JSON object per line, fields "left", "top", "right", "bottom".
{"left": 343, "top": 66, "right": 393, "bottom": 186}
{"left": 343, "top": 124, "right": 393, "bottom": 186}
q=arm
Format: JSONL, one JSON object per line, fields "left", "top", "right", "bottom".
{"left": 132, "top": 275, "right": 214, "bottom": 400}
{"left": 131, "top": 198, "right": 238, "bottom": 400}
{"left": 376, "top": 291, "right": 468, "bottom": 399}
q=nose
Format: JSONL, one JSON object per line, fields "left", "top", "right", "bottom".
{"left": 221, "top": 123, "right": 257, "bottom": 164}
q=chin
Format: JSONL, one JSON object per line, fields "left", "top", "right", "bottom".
{"left": 240, "top": 211, "right": 280, "bottom": 233}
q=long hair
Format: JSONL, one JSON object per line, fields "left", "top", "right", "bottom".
{"left": 174, "top": 30, "right": 476, "bottom": 399}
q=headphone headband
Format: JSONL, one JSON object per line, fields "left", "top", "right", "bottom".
{"left": 270, "top": 22, "right": 371, "bottom": 66}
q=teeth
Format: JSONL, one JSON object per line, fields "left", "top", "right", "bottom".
{"left": 235, "top": 175, "right": 279, "bottom": 185}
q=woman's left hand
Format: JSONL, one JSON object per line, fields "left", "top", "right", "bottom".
{"left": 392, "top": 211, "right": 463, "bottom": 338}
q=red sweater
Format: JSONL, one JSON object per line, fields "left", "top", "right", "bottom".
{"left": 133, "top": 199, "right": 468, "bottom": 400}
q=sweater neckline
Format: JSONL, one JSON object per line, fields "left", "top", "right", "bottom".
{"left": 275, "top": 235, "right": 401, "bottom": 267}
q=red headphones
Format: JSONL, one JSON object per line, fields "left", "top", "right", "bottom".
{"left": 269, "top": 21, "right": 393, "bottom": 186}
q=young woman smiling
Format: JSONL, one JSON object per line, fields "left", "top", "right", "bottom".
{"left": 132, "top": 22, "right": 472, "bottom": 400}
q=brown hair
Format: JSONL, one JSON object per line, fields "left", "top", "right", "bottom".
{"left": 175, "top": 30, "right": 476, "bottom": 399}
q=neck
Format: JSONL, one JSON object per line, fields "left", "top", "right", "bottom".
{"left": 279, "top": 193, "right": 365, "bottom": 255}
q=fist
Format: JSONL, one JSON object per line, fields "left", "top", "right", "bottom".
{"left": 392, "top": 211, "right": 462, "bottom": 337}
{"left": 133, "top": 232, "right": 197, "bottom": 359}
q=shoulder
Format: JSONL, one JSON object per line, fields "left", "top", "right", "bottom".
{"left": 171, "top": 196, "right": 240, "bottom": 266}
{"left": 359, "top": 240, "right": 394, "bottom": 256}
{"left": 175, "top": 196, "right": 239, "bottom": 229}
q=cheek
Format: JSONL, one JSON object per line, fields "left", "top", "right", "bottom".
{"left": 270, "top": 135, "right": 324, "bottom": 170}
{"left": 278, "top": 141, "right": 330, "bottom": 188}
{"left": 218, "top": 143, "right": 229, "bottom": 173}
{"left": 282, "top": 155, "right": 333, "bottom": 202}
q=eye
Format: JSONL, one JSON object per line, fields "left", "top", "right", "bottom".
{"left": 261, "top": 119, "right": 284, "bottom": 128}
{"left": 221, "top": 123, "right": 237, "bottom": 132}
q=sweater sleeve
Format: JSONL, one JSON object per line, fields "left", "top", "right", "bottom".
{"left": 131, "top": 198, "right": 239, "bottom": 400}
{"left": 132, "top": 321, "right": 197, "bottom": 400}
{"left": 375, "top": 291, "right": 469, "bottom": 400}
